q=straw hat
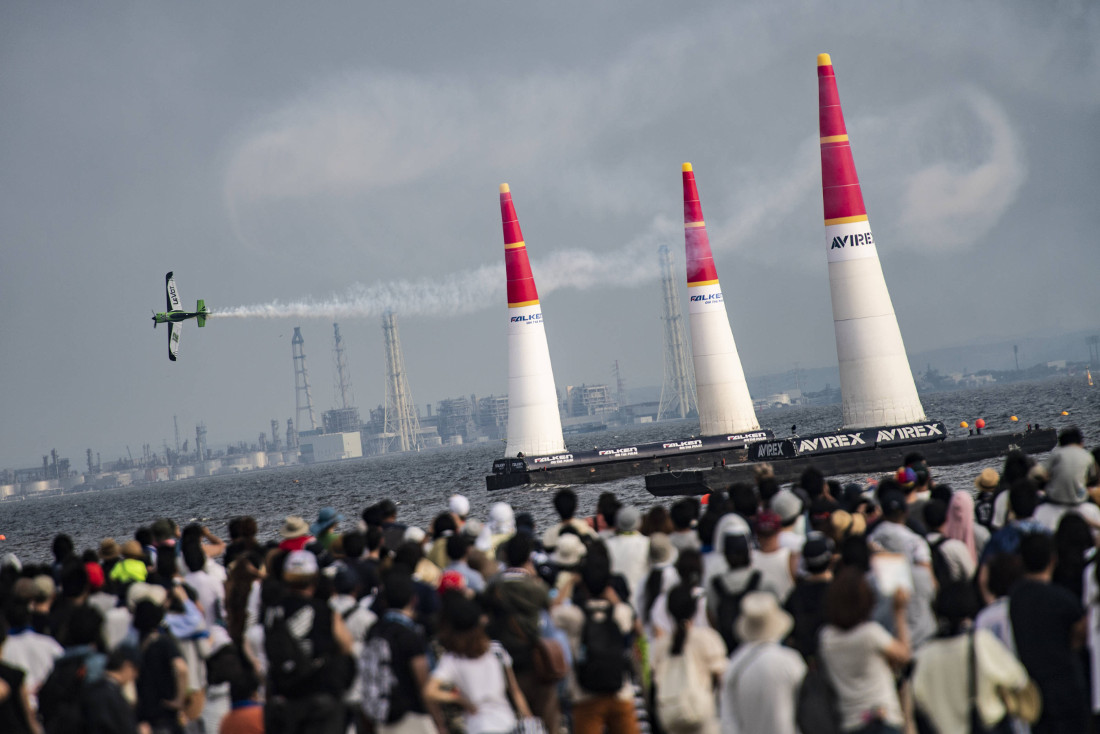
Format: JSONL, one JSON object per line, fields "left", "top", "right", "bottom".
{"left": 830, "top": 510, "right": 867, "bottom": 539}
{"left": 280, "top": 516, "right": 310, "bottom": 539}
{"left": 973, "top": 468, "right": 1000, "bottom": 491}
{"left": 120, "top": 539, "right": 145, "bottom": 560}
{"left": 550, "top": 534, "right": 587, "bottom": 568}
{"left": 127, "top": 581, "right": 167, "bottom": 611}
{"left": 98, "top": 538, "right": 120, "bottom": 561}
{"left": 735, "top": 591, "right": 794, "bottom": 643}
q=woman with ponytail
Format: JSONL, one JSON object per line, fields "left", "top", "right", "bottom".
{"left": 650, "top": 584, "right": 726, "bottom": 733}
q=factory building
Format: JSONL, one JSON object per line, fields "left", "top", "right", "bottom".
{"left": 299, "top": 432, "right": 363, "bottom": 463}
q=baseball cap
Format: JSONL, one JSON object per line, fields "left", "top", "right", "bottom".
{"left": 770, "top": 490, "right": 803, "bottom": 525}
{"left": 754, "top": 510, "right": 783, "bottom": 536}
{"left": 283, "top": 550, "right": 319, "bottom": 579}
{"left": 448, "top": 495, "right": 470, "bottom": 518}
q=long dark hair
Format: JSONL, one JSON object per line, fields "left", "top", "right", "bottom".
{"left": 642, "top": 568, "right": 663, "bottom": 625}
{"left": 438, "top": 591, "right": 490, "bottom": 659}
{"left": 675, "top": 549, "right": 703, "bottom": 588}
{"left": 668, "top": 584, "right": 695, "bottom": 656}
{"left": 824, "top": 567, "right": 874, "bottom": 631}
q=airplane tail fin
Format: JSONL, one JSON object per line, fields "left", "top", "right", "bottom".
{"left": 197, "top": 300, "right": 207, "bottom": 327}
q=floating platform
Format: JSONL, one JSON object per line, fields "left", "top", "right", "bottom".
{"left": 485, "top": 430, "right": 772, "bottom": 491}
{"left": 645, "top": 427, "right": 1058, "bottom": 497}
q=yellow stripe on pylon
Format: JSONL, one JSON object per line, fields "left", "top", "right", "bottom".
{"left": 824, "top": 214, "right": 869, "bottom": 226}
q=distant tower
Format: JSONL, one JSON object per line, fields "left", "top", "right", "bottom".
{"left": 1014, "top": 344, "right": 1019, "bottom": 371}
{"left": 324, "top": 323, "right": 362, "bottom": 433}
{"left": 333, "top": 323, "right": 355, "bottom": 409}
{"left": 612, "top": 360, "right": 627, "bottom": 410}
{"left": 270, "top": 419, "right": 281, "bottom": 451}
{"left": 292, "top": 327, "right": 318, "bottom": 432}
{"left": 195, "top": 423, "right": 207, "bottom": 463}
{"left": 173, "top": 415, "right": 181, "bottom": 455}
{"left": 1088, "top": 336, "right": 1099, "bottom": 368}
{"left": 382, "top": 311, "right": 422, "bottom": 452}
{"left": 656, "top": 245, "right": 697, "bottom": 421}
{"left": 287, "top": 418, "right": 298, "bottom": 450}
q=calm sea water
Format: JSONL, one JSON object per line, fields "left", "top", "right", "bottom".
{"left": 2, "top": 378, "right": 1096, "bottom": 563}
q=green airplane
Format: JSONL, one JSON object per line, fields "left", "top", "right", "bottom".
{"left": 152, "top": 271, "right": 209, "bottom": 361}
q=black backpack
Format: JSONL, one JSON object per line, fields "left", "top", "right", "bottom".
{"left": 712, "top": 570, "right": 761, "bottom": 654}
{"left": 928, "top": 537, "right": 952, "bottom": 587}
{"left": 38, "top": 654, "right": 89, "bottom": 734}
{"left": 575, "top": 601, "right": 630, "bottom": 694}
{"left": 796, "top": 660, "right": 842, "bottom": 734}
{"left": 264, "top": 605, "right": 324, "bottom": 696}
{"left": 974, "top": 491, "right": 998, "bottom": 530}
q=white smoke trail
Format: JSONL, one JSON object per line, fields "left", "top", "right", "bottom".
{"left": 212, "top": 216, "right": 679, "bottom": 321}
{"left": 211, "top": 263, "right": 504, "bottom": 319}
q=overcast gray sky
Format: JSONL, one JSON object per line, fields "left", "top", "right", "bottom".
{"left": 2, "top": 1, "right": 1098, "bottom": 469}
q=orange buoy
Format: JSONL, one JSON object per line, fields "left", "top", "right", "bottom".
{"left": 1062, "top": 411, "right": 1069, "bottom": 416}
{"left": 975, "top": 419, "right": 986, "bottom": 429}
{"left": 1010, "top": 416, "right": 1018, "bottom": 422}
{"left": 960, "top": 421, "right": 969, "bottom": 428}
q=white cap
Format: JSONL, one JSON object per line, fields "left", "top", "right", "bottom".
{"left": 404, "top": 526, "right": 427, "bottom": 544}
{"left": 449, "top": 494, "right": 470, "bottom": 518}
{"left": 489, "top": 502, "right": 515, "bottom": 534}
{"left": 284, "top": 550, "right": 319, "bottom": 578}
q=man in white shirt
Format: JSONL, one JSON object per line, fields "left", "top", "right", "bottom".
{"left": 606, "top": 505, "right": 649, "bottom": 601}
{"left": 1, "top": 600, "right": 63, "bottom": 712}
{"left": 869, "top": 491, "right": 937, "bottom": 649}
{"left": 720, "top": 592, "right": 806, "bottom": 734}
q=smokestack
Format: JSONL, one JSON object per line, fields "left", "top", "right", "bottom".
{"left": 500, "top": 183, "right": 566, "bottom": 457}
{"left": 681, "top": 163, "right": 760, "bottom": 436}
{"left": 817, "top": 53, "right": 925, "bottom": 428}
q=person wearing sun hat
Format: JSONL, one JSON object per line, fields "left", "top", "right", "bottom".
{"left": 310, "top": 507, "right": 344, "bottom": 552}
{"left": 973, "top": 467, "right": 1002, "bottom": 531}
{"left": 719, "top": 591, "right": 805, "bottom": 734}
{"left": 278, "top": 515, "right": 313, "bottom": 552}
{"left": 98, "top": 537, "right": 121, "bottom": 577}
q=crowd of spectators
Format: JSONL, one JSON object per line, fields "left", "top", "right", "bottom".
{"left": 0, "top": 426, "right": 1098, "bottom": 734}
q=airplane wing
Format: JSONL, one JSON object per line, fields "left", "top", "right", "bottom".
{"left": 166, "top": 272, "right": 182, "bottom": 311}
{"left": 168, "top": 321, "right": 181, "bottom": 361}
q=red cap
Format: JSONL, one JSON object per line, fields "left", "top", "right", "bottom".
{"left": 754, "top": 510, "right": 783, "bottom": 536}
{"left": 438, "top": 569, "right": 466, "bottom": 595}
{"left": 500, "top": 184, "right": 540, "bottom": 307}
{"left": 681, "top": 163, "right": 720, "bottom": 287}
{"left": 816, "top": 54, "right": 868, "bottom": 225}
